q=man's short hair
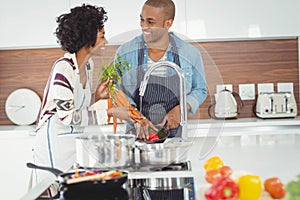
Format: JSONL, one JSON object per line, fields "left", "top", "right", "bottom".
{"left": 144, "top": 0, "right": 175, "bottom": 20}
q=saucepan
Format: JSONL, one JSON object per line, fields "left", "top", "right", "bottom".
{"left": 26, "top": 162, "right": 128, "bottom": 192}
{"left": 76, "top": 133, "right": 136, "bottom": 168}
{"left": 135, "top": 138, "right": 192, "bottom": 166}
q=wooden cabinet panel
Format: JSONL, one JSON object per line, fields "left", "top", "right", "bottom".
{"left": 190, "top": 38, "right": 299, "bottom": 119}
{"left": 0, "top": 38, "right": 298, "bottom": 125}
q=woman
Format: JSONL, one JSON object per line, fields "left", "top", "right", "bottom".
{"left": 32, "top": 4, "right": 138, "bottom": 191}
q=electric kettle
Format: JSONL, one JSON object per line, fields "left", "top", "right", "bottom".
{"left": 208, "top": 88, "right": 243, "bottom": 119}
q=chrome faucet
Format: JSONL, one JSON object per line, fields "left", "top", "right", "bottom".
{"left": 139, "top": 61, "right": 187, "bottom": 139}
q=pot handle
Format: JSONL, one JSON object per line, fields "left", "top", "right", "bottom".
{"left": 207, "top": 103, "right": 217, "bottom": 119}
{"left": 232, "top": 92, "right": 244, "bottom": 109}
{"left": 26, "top": 162, "right": 63, "bottom": 177}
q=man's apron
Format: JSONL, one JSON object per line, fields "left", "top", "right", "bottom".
{"left": 134, "top": 36, "right": 182, "bottom": 137}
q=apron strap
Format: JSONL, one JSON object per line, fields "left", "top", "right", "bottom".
{"left": 137, "top": 40, "right": 145, "bottom": 85}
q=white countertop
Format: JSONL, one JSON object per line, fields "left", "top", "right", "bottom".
{"left": 2, "top": 117, "right": 300, "bottom": 200}
{"left": 187, "top": 117, "right": 300, "bottom": 137}
{"left": 1, "top": 116, "right": 300, "bottom": 131}
{"left": 1, "top": 116, "right": 300, "bottom": 137}
{"left": 189, "top": 132, "right": 300, "bottom": 200}
{"left": 0, "top": 125, "right": 36, "bottom": 132}
{"left": 188, "top": 116, "right": 300, "bottom": 127}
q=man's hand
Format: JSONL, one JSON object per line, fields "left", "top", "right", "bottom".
{"left": 158, "top": 105, "right": 181, "bottom": 130}
{"left": 134, "top": 118, "right": 158, "bottom": 140}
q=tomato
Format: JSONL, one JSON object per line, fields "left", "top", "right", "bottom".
{"left": 264, "top": 177, "right": 286, "bottom": 199}
{"left": 205, "top": 169, "right": 222, "bottom": 184}
{"left": 219, "top": 166, "right": 232, "bottom": 178}
{"left": 148, "top": 131, "right": 159, "bottom": 141}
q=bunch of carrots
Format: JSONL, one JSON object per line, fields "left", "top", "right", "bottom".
{"left": 109, "top": 89, "right": 142, "bottom": 133}
{"left": 101, "top": 55, "right": 141, "bottom": 133}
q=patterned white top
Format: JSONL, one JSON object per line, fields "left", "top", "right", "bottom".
{"left": 36, "top": 52, "right": 98, "bottom": 131}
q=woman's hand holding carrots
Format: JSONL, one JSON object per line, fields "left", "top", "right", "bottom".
{"left": 107, "top": 106, "right": 145, "bottom": 123}
{"left": 95, "top": 79, "right": 111, "bottom": 101}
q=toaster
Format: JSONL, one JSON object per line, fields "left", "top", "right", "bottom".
{"left": 256, "top": 92, "right": 297, "bottom": 118}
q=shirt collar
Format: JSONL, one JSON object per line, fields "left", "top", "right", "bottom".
{"left": 64, "top": 52, "right": 79, "bottom": 74}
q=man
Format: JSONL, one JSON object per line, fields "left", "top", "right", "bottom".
{"left": 115, "top": 0, "right": 207, "bottom": 139}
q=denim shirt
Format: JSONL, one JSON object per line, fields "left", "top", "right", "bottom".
{"left": 115, "top": 32, "right": 207, "bottom": 114}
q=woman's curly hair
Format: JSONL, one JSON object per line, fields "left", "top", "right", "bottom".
{"left": 55, "top": 4, "right": 107, "bottom": 53}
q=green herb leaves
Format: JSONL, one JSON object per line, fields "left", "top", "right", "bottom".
{"left": 100, "top": 54, "right": 130, "bottom": 95}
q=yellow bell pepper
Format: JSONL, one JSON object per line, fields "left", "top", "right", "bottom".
{"left": 238, "top": 174, "right": 262, "bottom": 200}
{"left": 204, "top": 156, "right": 224, "bottom": 172}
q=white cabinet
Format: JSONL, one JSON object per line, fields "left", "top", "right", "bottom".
{"left": 0, "top": 126, "right": 36, "bottom": 200}
{"left": 185, "top": 0, "right": 300, "bottom": 40}
{"left": 70, "top": 0, "right": 142, "bottom": 44}
{"left": 1, "top": 0, "right": 300, "bottom": 48}
{"left": 0, "top": 0, "right": 69, "bottom": 48}
{"left": 70, "top": 0, "right": 188, "bottom": 44}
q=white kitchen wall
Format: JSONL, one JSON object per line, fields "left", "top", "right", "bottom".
{"left": 0, "top": 0, "right": 300, "bottom": 49}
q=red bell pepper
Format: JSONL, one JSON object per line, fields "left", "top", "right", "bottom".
{"left": 205, "top": 177, "right": 239, "bottom": 200}
{"left": 148, "top": 131, "right": 159, "bottom": 141}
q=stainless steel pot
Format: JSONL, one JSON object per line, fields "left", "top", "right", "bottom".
{"left": 76, "top": 134, "right": 136, "bottom": 168}
{"left": 135, "top": 138, "right": 192, "bottom": 166}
